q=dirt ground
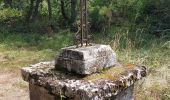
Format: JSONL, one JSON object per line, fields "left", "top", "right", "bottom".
{"left": 0, "top": 70, "right": 29, "bottom": 100}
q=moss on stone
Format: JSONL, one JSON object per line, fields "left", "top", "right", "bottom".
{"left": 83, "top": 64, "right": 136, "bottom": 81}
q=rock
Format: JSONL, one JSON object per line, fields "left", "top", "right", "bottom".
{"left": 21, "top": 61, "right": 147, "bottom": 100}
{"left": 55, "top": 44, "right": 117, "bottom": 75}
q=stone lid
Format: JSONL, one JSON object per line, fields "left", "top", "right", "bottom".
{"left": 21, "top": 61, "right": 146, "bottom": 99}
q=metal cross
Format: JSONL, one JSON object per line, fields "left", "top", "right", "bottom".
{"left": 75, "top": 0, "right": 91, "bottom": 47}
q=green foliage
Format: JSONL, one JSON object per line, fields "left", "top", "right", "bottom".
{"left": 88, "top": 0, "right": 170, "bottom": 32}
{"left": 0, "top": 0, "right": 169, "bottom": 34}
{"left": 0, "top": 31, "right": 73, "bottom": 51}
{"left": 0, "top": 8, "right": 22, "bottom": 20}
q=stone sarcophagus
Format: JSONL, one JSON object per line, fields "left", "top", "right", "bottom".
{"left": 21, "top": 60, "right": 146, "bottom": 100}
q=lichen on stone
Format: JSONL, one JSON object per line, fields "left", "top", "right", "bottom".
{"left": 21, "top": 61, "right": 146, "bottom": 99}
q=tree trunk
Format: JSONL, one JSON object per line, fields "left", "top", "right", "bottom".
{"left": 70, "top": 0, "right": 77, "bottom": 31}
{"left": 60, "top": 0, "right": 69, "bottom": 21}
{"left": 33, "top": 0, "right": 41, "bottom": 18}
{"left": 47, "top": 0, "right": 52, "bottom": 20}
{"left": 26, "top": 0, "right": 35, "bottom": 22}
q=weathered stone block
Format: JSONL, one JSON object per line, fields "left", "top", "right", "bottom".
{"left": 29, "top": 83, "right": 58, "bottom": 100}
{"left": 21, "top": 61, "right": 147, "bottom": 100}
{"left": 55, "top": 44, "right": 117, "bottom": 75}
{"left": 29, "top": 83, "right": 134, "bottom": 100}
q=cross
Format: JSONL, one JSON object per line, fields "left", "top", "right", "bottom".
{"left": 75, "top": 0, "right": 91, "bottom": 47}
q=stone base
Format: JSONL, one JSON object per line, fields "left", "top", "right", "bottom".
{"left": 29, "top": 84, "right": 58, "bottom": 100}
{"left": 29, "top": 83, "right": 134, "bottom": 100}
{"left": 55, "top": 44, "right": 117, "bottom": 75}
{"left": 113, "top": 85, "right": 134, "bottom": 100}
{"left": 21, "top": 62, "right": 146, "bottom": 100}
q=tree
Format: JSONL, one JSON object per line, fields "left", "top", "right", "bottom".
{"left": 26, "top": 0, "right": 34, "bottom": 22}
{"left": 60, "top": 0, "right": 69, "bottom": 21}
{"left": 26, "top": 0, "right": 53, "bottom": 22}
{"left": 60, "top": 0, "right": 77, "bottom": 31}
{"left": 33, "top": 0, "right": 41, "bottom": 18}
{"left": 70, "top": 0, "right": 77, "bottom": 31}
{"left": 47, "top": 0, "right": 52, "bottom": 20}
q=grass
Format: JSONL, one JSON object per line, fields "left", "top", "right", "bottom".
{"left": 0, "top": 8, "right": 170, "bottom": 100}
{"left": 0, "top": 45, "right": 54, "bottom": 69}
{"left": 0, "top": 30, "right": 168, "bottom": 100}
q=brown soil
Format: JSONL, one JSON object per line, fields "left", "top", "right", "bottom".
{"left": 0, "top": 70, "right": 29, "bottom": 100}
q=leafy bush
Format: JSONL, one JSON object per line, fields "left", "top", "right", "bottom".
{"left": 0, "top": 8, "right": 22, "bottom": 20}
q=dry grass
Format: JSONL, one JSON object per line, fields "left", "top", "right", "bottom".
{"left": 108, "top": 32, "right": 170, "bottom": 100}
{"left": 0, "top": 44, "right": 55, "bottom": 70}
{"left": 135, "top": 65, "right": 170, "bottom": 100}
{"left": 0, "top": 70, "right": 29, "bottom": 100}
{"left": 0, "top": 44, "right": 55, "bottom": 100}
